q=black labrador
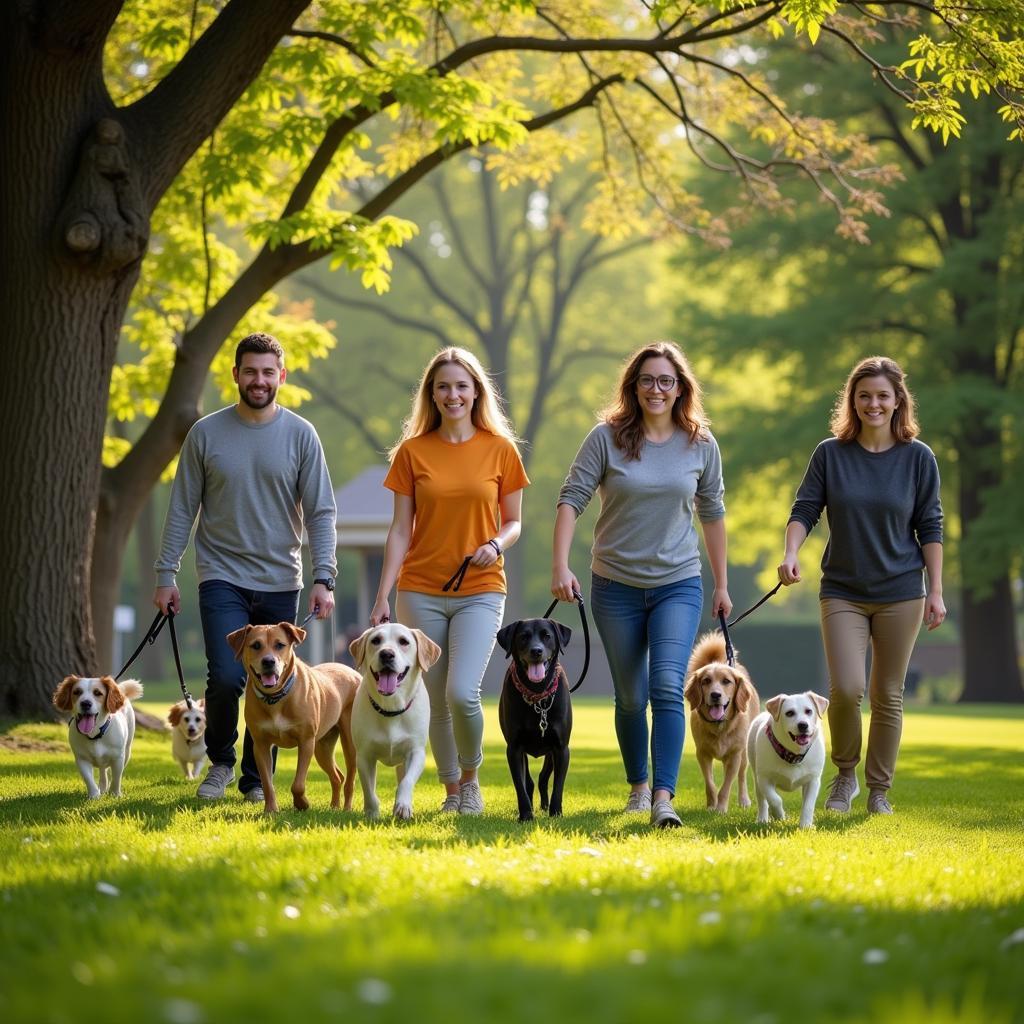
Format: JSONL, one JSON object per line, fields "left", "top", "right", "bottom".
{"left": 496, "top": 617, "right": 573, "bottom": 822}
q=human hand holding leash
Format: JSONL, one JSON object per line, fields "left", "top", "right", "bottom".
{"left": 369, "top": 598, "right": 390, "bottom": 626}
{"left": 469, "top": 538, "right": 501, "bottom": 567}
{"left": 154, "top": 585, "right": 181, "bottom": 616}
{"left": 710, "top": 587, "right": 733, "bottom": 620}
{"left": 777, "top": 553, "right": 801, "bottom": 585}
{"left": 550, "top": 565, "right": 581, "bottom": 603}
{"left": 309, "top": 582, "right": 334, "bottom": 620}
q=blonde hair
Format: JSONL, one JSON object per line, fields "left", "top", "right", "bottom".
{"left": 389, "top": 346, "right": 522, "bottom": 459}
{"left": 600, "top": 341, "right": 709, "bottom": 460}
{"left": 830, "top": 355, "right": 920, "bottom": 443}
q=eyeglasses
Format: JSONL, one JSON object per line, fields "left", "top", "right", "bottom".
{"left": 637, "top": 374, "right": 680, "bottom": 392}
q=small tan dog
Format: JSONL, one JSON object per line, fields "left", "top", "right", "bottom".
{"left": 52, "top": 675, "right": 143, "bottom": 798}
{"left": 747, "top": 691, "right": 830, "bottom": 829}
{"left": 348, "top": 623, "right": 441, "bottom": 820}
{"left": 167, "top": 698, "right": 207, "bottom": 779}
{"left": 684, "top": 632, "right": 760, "bottom": 813}
{"left": 227, "top": 622, "right": 359, "bottom": 814}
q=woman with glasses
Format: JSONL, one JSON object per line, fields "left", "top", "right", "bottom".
{"left": 551, "top": 342, "right": 731, "bottom": 828}
{"left": 778, "top": 355, "right": 944, "bottom": 815}
{"left": 370, "top": 347, "right": 528, "bottom": 815}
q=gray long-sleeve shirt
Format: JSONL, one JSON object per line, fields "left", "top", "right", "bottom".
{"left": 788, "top": 438, "right": 943, "bottom": 602}
{"left": 155, "top": 406, "right": 337, "bottom": 591}
{"left": 557, "top": 423, "right": 725, "bottom": 588}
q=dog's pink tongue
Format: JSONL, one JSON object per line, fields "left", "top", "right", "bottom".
{"left": 708, "top": 706, "right": 726, "bottom": 722}
{"left": 260, "top": 672, "right": 279, "bottom": 689}
{"left": 77, "top": 715, "right": 97, "bottom": 735}
{"left": 527, "top": 662, "right": 547, "bottom": 683}
{"left": 376, "top": 672, "right": 399, "bottom": 696}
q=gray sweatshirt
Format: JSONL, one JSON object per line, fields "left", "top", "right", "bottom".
{"left": 558, "top": 423, "right": 725, "bottom": 588}
{"left": 155, "top": 406, "right": 337, "bottom": 591}
{"left": 788, "top": 438, "right": 943, "bottom": 602}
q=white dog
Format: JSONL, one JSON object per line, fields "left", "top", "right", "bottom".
{"left": 348, "top": 623, "right": 441, "bottom": 820}
{"left": 52, "top": 675, "right": 144, "bottom": 799}
{"left": 167, "top": 698, "right": 207, "bottom": 779}
{"left": 747, "top": 691, "right": 829, "bottom": 829}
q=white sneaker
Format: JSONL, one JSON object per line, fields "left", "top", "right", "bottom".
{"left": 624, "top": 790, "right": 652, "bottom": 813}
{"left": 243, "top": 786, "right": 265, "bottom": 804}
{"left": 458, "top": 780, "right": 484, "bottom": 815}
{"left": 439, "top": 792, "right": 461, "bottom": 813}
{"left": 650, "top": 798, "right": 682, "bottom": 829}
{"left": 196, "top": 763, "right": 234, "bottom": 800}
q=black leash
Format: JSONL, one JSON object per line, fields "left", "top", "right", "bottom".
{"left": 716, "top": 582, "right": 783, "bottom": 668}
{"left": 544, "top": 589, "right": 591, "bottom": 694}
{"left": 115, "top": 610, "right": 196, "bottom": 709}
{"left": 442, "top": 556, "right": 471, "bottom": 592}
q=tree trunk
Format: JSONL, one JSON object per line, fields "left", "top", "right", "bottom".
{"left": 0, "top": 14, "right": 146, "bottom": 717}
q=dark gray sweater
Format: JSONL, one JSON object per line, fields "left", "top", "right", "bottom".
{"left": 788, "top": 438, "right": 943, "bottom": 602}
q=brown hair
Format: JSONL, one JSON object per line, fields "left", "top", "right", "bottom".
{"left": 234, "top": 332, "right": 284, "bottom": 368}
{"left": 389, "top": 346, "right": 522, "bottom": 459}
{"left": 601, "top": 341, "right": 709, "bottom": 460}
{"left": 830, "top": 355, "right": 920, "bottom": 443}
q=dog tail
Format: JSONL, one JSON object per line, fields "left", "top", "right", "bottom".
{"left": 686, "top": 631, "right": 731, "bottom": 675}
{"left": 120, "top": 679, "right": 144, "bottom": 702}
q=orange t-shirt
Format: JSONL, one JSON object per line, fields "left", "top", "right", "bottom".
{"left": 384, "top": 430, "right": 530, "bottom": 595}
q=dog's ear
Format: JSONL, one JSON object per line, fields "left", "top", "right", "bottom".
{"left": 495, "top": 621, "right": 518, "bottom": 658}
{"left": 683, "top": 669, "right": 702, "bottom": 710}
{"left": 348, "top": 627, "right": 373, "bottom": 668}
{"left": 52, "top": 675, "right": 78, "bottom": 712}
{"left": 412, "top": 629, "right": 442, "bottom": 673}
{"left": 765, "top": 694, "right": 785, "bottom": 721}
{"left": 809, "top": 691, "right": 829, "bottom": 718}
{"left": 168, "top": 702, "right": 183, "bottom": 726}
{"left": 102, "top": 676, "right": 125, "bottom": 714}
{"left": 550, "top": 620, "right": 572, "bottom": 654}
{"left": 735, "top": 670, "right": 758, "bottom": 713}
{"left": 280, "top": 621, "right": 306, "bottom": 645}
{"left": 226, "top": 625, "right": 254, "bottom": 660}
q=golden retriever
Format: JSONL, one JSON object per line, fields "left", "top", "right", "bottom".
{"left": 684, "top": 632, "right": 759, "bottom": 813}
{"left": 227, "top": 622, "right": 359, "bottom": 814}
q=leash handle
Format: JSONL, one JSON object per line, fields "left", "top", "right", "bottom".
{"left": 442, "top": 556, "right": 471, "bottom": 593}
{"left": 543, "top": 589, "right": 591, "bottom": 694}
{"left": 718, "top": 610, "right": 736, "bottom": 667}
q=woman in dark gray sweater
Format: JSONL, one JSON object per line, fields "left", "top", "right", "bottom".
{"left": 778, "top": 356, "right": 945, "bottom": 815}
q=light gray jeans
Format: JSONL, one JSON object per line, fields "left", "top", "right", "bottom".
{"left": 396, "top": 590, "right": 505, "bottom": 783}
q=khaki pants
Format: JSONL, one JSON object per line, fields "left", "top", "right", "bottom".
{"left": 820, "top": 597, "right": 924, "bottom": 792}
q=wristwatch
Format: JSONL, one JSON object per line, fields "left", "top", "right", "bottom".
{"left": 313, "top": 577, "right": 335, "bottom": 592}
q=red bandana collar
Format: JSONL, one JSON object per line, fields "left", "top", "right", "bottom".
{"left": 765, "top": 720, "right": 809, "bottom": 764}
{"left": 509, "top": 661, "right": 564, "bottom": 705}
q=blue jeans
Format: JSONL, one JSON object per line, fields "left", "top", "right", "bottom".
{"left": 198, "top": 580, "right": 299, "bottom": 794}
{"left": 589, "top": 573, "right": 703, "bottom": 796}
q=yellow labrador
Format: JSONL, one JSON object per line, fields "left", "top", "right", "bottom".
{"left": 349, "top": 623, "right": 441, "bottom": 820}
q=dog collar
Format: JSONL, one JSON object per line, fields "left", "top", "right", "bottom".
{"left": 253, "top": 672, "right": 295, "bottom": 706}
{"left": 509, "top": 662, "right": 563, "bottom": 705}
{"left": 79, "top": 717, "right": 111, "bottom": 741}
{"left": 368, "top": 691, "right": 416, "bottom": 717}
{"left": 765, "top": 720, "right": 808, "bottom": 764}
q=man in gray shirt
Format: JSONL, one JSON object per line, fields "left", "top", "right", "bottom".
{"left": 154, "top": 332, "right": 337, "bottom": 801}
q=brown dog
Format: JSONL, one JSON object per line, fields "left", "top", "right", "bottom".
{"left": 227, "top": 622, "right": 359, "bottom": 814}
{"left": 684, "top": 631, "right": 760, "bottom": 813}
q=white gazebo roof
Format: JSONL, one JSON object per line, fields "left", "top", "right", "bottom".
{"left": 334, "top": 464, "right": 391, "bottom": 548}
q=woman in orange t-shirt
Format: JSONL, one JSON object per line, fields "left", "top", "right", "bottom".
{"left": 371, "top": 347, "right": 529, "bottom": 815}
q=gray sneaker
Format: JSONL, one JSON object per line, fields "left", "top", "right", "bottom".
{"left": 867, "top": 790, "right": 894, "bottom": 815}
{"left": 824, "top": 774, "right": 860, "bottom": 812}
{"left": 625, "top": 790, "right": 652, "bottom": 813}
{"left": 243, "top": 786, "right": 265, "bottom": 804}
{"left": 439, "top": 792, "right": 461, "bottom": 813}
{"left": 196, "top": 763, "right": 234, "bottom": 800}
{"left": 458, "top": 780, "right": 484, "bottom": 816}
{"left": 650, "top": 798, "right": 682, "bottom": 829}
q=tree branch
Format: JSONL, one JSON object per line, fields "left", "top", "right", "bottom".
{"left": 125, "top": 0, "right": 310, "bottom": 207}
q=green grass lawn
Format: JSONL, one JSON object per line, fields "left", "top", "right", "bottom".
{"left": 2, "top": 700, "right": 1022, "bottom": 1024}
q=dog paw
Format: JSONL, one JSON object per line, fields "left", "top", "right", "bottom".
{"left": 713, "top": 804, "right": 728, "bottom": 815}
{"left": 292, "top": 794, "right": 310, "bottom": 811}
{"left": 393, "top": 802, "right": 414, "bottom": 820}
{"left": 739, "top": 796, "right": 751, "bottom": 808}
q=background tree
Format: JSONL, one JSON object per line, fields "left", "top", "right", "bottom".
{"left": 671, "top": 30, "right": 1024, "bottom": 701}
{"left": 2, "top": 0, "right": 1022, "bottom": 716}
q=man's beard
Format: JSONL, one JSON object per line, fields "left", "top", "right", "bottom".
{"left": 239, "top": 382, "right": 276, "bottom": 410}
